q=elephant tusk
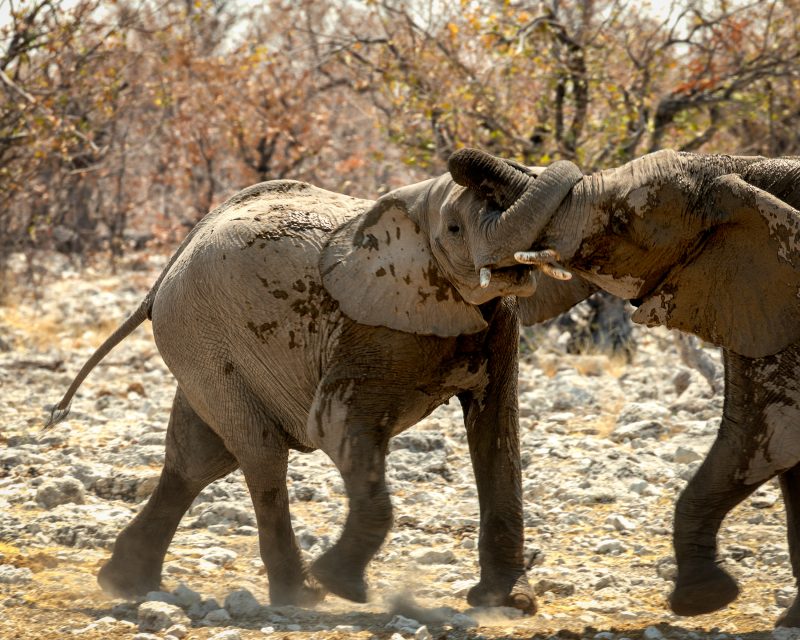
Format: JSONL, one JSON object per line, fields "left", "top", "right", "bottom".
{"left": 514, "top": 249, "right": 560, "bottom": 264}
{"left": 479, "top": 267, "right": 492, "bottom": 288}
{"left": 540, "top": 264, "right": 573, "bottom": 281}
{"left": 514, "top": 250, "right": 572, "bottom": 281}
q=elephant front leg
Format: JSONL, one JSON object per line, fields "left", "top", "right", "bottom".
{"left": 460, "top": 389, "right": 532, "bottom": 614}
{"left": 777, "top": 463, "right": 800, "bottom": 628}
{"left": 669, "top": 430, "right": 752, "bottom": 616}
{"left": 671, "top": 348, "right": 800, "bottom": 618}
{"left": 309, "top": 379, "right": 393, "bottom": 603}
{"left": 312, "top": 430, "right": 392, "bottom": 603}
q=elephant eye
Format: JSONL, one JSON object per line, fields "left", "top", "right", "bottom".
{"left": 447, "top": 223, "right": 461, "bottom": 234}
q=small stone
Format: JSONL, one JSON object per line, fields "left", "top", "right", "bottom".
{"left": 451, "top": 579, "right": 473, "bottom": 596}
{"left": 534, "top": 578, "right": 575, "bottom": 596}
{"left": 387, "top": 614, "right": 421, "bottom": 633}
{"left": 260, "top": 627, "right": 276, "bottom": 635}
{"left": 36, "top": 476, "right": 85, "bottom": 509}
{"left": 189, "top": 598, "right": 221, "bottom": 620}
{"left": 203, "top": 608, "right": 232, "bottom": 625}
{"left": 594, "top": 575, "right": 617, "bottom": 590}
{"left": 656, "top": 557, "right": 677, "bottom": 581}
{"left": 595, "top": 633, "right": 615, "bottom": 640}
{"left": 165, "top": 624, "right": 188, "bottom": 639}
{"left": 611, "top": 420, "right": 664, "bottom": 442}
{"left": 774, "top": 630, "right": 800, "bottom": 640}
{"left": 628, "top": 480, "right": 649, "bottom": 495}
{"left": 235, "top": 525, "right": 258, "bottom": 536}
{"left": 674, "top": 446, "right": 702, "bottom": 464}
{"left": 390, "top": 634, "right": 406, "bottom": 640}
{"left": 201, "top": 547, "right": 238, "bottom": 567}
{"left": 410, "top": 548, "right": 455, "bottom": 565}
{"left": 0, "top": 565, "right": 33, "bottom": 584}
{"left": 173, "top": 583, "right": 203, "bottom": 608}
{"left": 607, "top": 514, "right": 637, "bottom": 532}
{"left": 595, "top": 539, "right": 625, "bottom": 554}
{"left": 333, "top": 625, "right": 361, "bottom": 632}
{"left": 224, "top": 588, "right": 261, "bottom": 618}
{"left": 752, "top": 492, "right": 779, "bottom": 509}
{"left": 451, "top": 612, "right": 478, "bottom": 628}
{"left": 138, "top": 601, "right": 189, "bottom": 633}
{"left": 617, "top": 401, "right": 670, "bottom": 424}
{"left": 415, "top": 625, "right": 433, "bottom": 640}
{"left": 210, "top": 631, "right": 242, "bottom": 640}
{"left": 643, "top": 626, "right": 664, "bottom": 640}
{"left": 775, "top": 587, "right": 795, "bottom": 608}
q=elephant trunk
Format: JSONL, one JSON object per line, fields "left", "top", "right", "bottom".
{"left": 448, "top": 149, "right": 583, "bottom": 268}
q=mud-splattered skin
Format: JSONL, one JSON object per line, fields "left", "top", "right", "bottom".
{"left": 453, "top": 149, "right": 800, "bottom": 626}
{"left": 49, "top": 176, "right": 595, "bottom": 614}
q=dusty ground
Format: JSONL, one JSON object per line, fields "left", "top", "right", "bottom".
{"left": 0, "top": 252, "right": 796, "bottom": 640}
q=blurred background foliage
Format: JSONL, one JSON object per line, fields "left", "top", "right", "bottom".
{"left": 1, "top": 0, "right": 799, "bottom": 261}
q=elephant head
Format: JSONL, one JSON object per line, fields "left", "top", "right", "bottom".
{"left": 319, "top": 158, "right": 583, "bottom": 337}
{"left": 450, "top": 147, "right": 800, "bottom": 359}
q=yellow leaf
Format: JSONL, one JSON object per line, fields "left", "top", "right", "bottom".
{"left": 447, "top": 22, "right": 459, "bottom": 37}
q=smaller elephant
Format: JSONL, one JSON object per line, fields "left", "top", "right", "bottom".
{"left": 47, "top": 169, "right": 591, "bottom": 612}
{"left": 447, "top": 147, "right": 800, "bottom": 627}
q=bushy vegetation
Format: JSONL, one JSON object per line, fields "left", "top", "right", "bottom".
{"left": 2, "top": 0, "right": 799, "bottom": 260}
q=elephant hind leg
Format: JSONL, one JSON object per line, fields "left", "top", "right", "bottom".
{"left": 98, "top": 387, "right": 238, "bottom": 597}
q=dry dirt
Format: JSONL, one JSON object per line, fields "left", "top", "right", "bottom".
{"left": 0, "top": 252, "right": 795, "bottom": 640}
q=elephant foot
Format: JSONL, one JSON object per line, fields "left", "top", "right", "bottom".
{"left": 669, "top": 562, "right": 739, "bottom": 616}
{"left": 270, "top": 576, "right": 327, "bottom": 608}
{"left": 310, "top": 552, "right": 368, "bottom": 603}
{"left": 97, "top": 557, "right": 161, "bottom": 598}
{"left": 776, "top": 594, "right": 800, "bottom": 628}
{"left": 467, "top": 574, "right": 537, "bottom": 615}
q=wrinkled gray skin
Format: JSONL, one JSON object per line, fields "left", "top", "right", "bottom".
{"left": 47, "top": 171, "right": 588, "bottom": 613}
{"left": 449, "top": 148, "right": 800, "bottom": 626}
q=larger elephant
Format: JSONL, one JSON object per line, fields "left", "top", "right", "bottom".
{"left": 447, "top": 147, "right": 800, "bottom": 626}
{"left": 46, "top": 169, "right": 595, "bottom": 613}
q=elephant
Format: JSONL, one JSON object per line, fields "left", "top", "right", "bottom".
{"left": 46, "top": 171, "right": 596, "bottom": 613}
{"left": 446, "top": 147, "right": 800, "bottom": 626}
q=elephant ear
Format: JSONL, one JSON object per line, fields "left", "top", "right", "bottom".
{"left": 518, "top": 275, "right": 597, "bottom": 325}
{"left": 631, "top": 174, "right": 800, "bottom": 358}
{"left": 320, "top": 197, "right": 488, "bottom": 336}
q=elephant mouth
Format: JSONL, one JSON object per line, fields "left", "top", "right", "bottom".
{"left": 471, "top": 264, "right": 537, "bottom": 302}
{"left": 478, "top": 263, "right": 537, "bottom": 290}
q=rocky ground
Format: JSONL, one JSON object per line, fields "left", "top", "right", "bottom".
{"left": 0, "top": 252, "right": 797, "bottom": 640}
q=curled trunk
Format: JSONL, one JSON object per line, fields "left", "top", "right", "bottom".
{"left": 448, "top": 149, "right": 582, "bottom": 269}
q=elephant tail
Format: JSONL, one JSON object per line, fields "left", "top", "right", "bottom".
{"left": 43, "top": 183, "right": 244, "bottom": 431}
{"left": 43, "top": 298, "right": 152, "bottom": 430}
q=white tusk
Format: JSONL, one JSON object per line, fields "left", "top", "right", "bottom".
{"left": 540, "top": 264, "right": 573, "bottom": 281}
{"left": 479, "top": 267, "right": 492, "bottom": 288}
{"left": 514, "top": 249, "right": 560, "bottom": 264}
